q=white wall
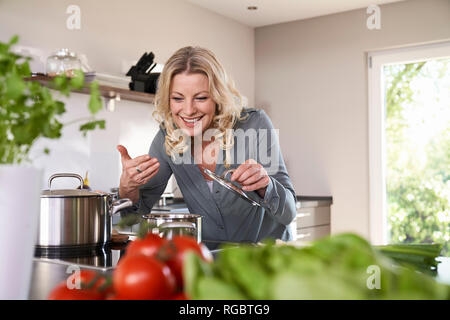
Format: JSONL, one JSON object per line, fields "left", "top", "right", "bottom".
{"left": 28, "top": 92, "right": 160, "bottom": 192}
{"left": 0, "top": 0, "right": 254, "bottom": 191}
{"left": 255, "top": 0, "right": 450, "bottom": 238}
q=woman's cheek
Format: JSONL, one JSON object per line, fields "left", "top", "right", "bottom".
{"left": 170, "top": 106, "right": 180, "bottom": 125}
{"left": 202, "top": 115, "right": 211, "bottom": 128}
{"left": 169, "top": 104, "right": 178, "bottom": 116}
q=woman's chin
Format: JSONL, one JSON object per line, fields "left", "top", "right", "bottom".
{"left": 179, "top": 125, "right": 203, "bottom": 137}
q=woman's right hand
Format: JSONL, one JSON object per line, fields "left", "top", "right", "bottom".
{"left": 117, "top": 145, "right": 160, "bottom": 199}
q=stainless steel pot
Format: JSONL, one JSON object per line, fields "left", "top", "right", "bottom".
{"left": 142, "top": 211, "right": 202, "bottom": 243}
{"left": 37, "top": 173, "right": 133, "bottom": 249}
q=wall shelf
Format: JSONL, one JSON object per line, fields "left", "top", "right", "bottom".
{"left": 25, "top": 75, "right": 155, "bottom": 104}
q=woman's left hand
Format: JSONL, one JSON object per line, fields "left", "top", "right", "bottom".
{"left": 230, "top": 159, "right": 269, "bottom": 198}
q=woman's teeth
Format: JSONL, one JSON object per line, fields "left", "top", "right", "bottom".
{"left": 181, "top": 116, "right": 203, "bottom": 123}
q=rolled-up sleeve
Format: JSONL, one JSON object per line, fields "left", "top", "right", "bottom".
{"left": 256, "top": 110, "right": 297, "bottom": 226}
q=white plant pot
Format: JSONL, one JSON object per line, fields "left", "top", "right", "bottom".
{"left": 0, "top": 165, "right": 42, "bottom": 300}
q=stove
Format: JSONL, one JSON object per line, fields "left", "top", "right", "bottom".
{"left": 32, "top": 239, "right": 224, "bottom": 272}
{"left": 33, "top": 242, "right": 128, "bottom": 272}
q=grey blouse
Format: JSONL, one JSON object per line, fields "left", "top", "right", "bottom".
{"left": 137, "top": 108, "right": 297, "bottom": 243}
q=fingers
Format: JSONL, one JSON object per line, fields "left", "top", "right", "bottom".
{"left": 239, "top": 166, "right": 262, "bottom": 184}
{"left": 117, "top": 145, "right": 154, "bottom": 168}
{"left": 120, "top": 159, "right": 160, "bottom": 192}
{"left": 127, "top": 154, "right": 153, "bottom": 168}
{"left": 117, "top": 145, "right": 131, "bottom": 161}
{"left": 135, "top": 161, "right": 160, "bottom": 184}
{"left": 230, "top": 159, "right": 269, "bottom": 193}
{"left": 139, "top": 166, "right": 160, "bottom": 185}
{"left": 242, "top": 176, "right": 270, "bottom": 192}
{"left": 135, "top": 157, "right": 159, "bottom": 172}
{"left": 240, "top": 166, "right": 268, "bottom": 191}
{"left": 230, "top": 159, "right": 257, "bottom": 181}
{"left": 126, "top": 158, "right": 159, "bottom": 181}
{"left": 117, "top": 143, "right": 161, "bottom": 191}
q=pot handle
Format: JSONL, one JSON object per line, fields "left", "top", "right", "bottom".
{"left": 48, "top": 173, "right": 83, "bottom": 190}
{"left": 110, "top": 198, "right": 133, "bottom": 215}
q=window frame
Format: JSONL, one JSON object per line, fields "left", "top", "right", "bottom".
{"left": 367, "top": 41, "right": 450, "bottom": 245}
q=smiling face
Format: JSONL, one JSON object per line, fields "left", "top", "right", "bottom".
{"left": 169, "top": 72, "right": 216, "bottom": 137}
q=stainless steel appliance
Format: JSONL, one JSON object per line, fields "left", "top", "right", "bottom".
{"left": 142, "top": 211, "right": 202, "bottom": 243}
{"left": 36, "top": 173, "right": 132, "bottom": 255}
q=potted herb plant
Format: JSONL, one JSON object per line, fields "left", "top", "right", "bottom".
{"left": 0, "top": 35, "right": 105, "bottom": 299}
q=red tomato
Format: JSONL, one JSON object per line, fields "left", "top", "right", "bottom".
{"left": 77, "top": 270, "right": 114, "bottom": 297}
{"left": 105, "top": 294, "right": 126, "bottom": 300}
{"left": 125, "top": 233, "right": 167, "bottom": 258}
{"left": 47, "top": 281, "right": 104, "bottom": 300}
{"left": 48, "top": 270, "right": 112, "bottom": 300}
{"left": 171, "top": 292, "right": 189, "bottom": 300}
{"left": 113, "top": 254, "right": 176, "bottom": 300}
{"left": 163, "top": 236, "right": 213, "bottom": 289}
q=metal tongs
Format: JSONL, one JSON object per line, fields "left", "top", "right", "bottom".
{"left": 202, "top": 168, "right": 269, "bottom": 209}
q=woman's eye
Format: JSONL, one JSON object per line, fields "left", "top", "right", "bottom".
{"left": 196, "top": 97, "right": 208, "bottom": 101}
{"left": 172, "top": 97, "right": 183, "bottom": 102}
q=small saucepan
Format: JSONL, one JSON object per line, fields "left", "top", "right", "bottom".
{"left": 142, "top": 211, "right": 202, "bottom": 243}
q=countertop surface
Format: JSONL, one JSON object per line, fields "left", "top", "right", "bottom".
{"left": 29, "top": 249, "right": 450, "bottom": 300}
{"left": 28, "top": 239, "right": 229, "bottom": 300}
{"left": 295, "top": 196, "right": 333, "bottom": 208}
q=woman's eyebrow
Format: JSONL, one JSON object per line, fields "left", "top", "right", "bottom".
{"left": 171, "top": 91, "right": 209, "bottom": 96}
{"left": 194, "top": 91, "right": 209, "bottom": 96}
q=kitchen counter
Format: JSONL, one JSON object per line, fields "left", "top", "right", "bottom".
{"left": 28, "top": 239, "right": 229, "bottom": 300}
{"left": 29, "top": 242, "right": 127, "bottom": 300}
{"left": 29, "top": 257, "right": 114, "bottom": 300}
{"left": 296, "top": 196, "right": 333, "bottom": 207}
{"left": 29, "top": 246, "right": 450, "bottom": 300}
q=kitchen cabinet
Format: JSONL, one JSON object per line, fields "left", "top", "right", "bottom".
{"left": 292, "top": 196, "right": 333, "bottom": 241}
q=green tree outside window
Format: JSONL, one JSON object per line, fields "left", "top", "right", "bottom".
{"left": 385, "top": 58, "right": 450, "bottom": 256}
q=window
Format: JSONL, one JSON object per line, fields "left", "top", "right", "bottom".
{"left": 368, "top": 42, "right": 450, "bottom": 255}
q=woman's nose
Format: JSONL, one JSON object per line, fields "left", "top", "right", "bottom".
{"left": 183, "top": 100, "right": 197, "bottom": 116}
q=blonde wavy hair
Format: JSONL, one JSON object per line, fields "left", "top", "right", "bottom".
{"left": 153, "top": 46, "right": 247, "bottom": 167}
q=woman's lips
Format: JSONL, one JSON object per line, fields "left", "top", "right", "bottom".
{"left": 179, "top": 115, "right": 204, "bottom": 128}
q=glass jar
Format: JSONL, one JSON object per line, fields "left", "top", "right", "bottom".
{"left": 46, "top": 48, "right": 81, "bottom": 77}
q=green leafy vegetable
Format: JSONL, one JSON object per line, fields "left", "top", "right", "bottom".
{"left": 184, "top": 233, "right": 450, "bottom": 300}
{"left": 374, "top": 243, "right": 443, "bottom": 276}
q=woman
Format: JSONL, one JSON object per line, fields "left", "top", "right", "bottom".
{"left": 117, "top": 46, "right": 296, "bottom": 243}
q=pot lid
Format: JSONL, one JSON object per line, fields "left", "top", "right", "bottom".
{"left": 202, "top": 168, "right": 262, "bottom": 207}
{"left": 41, "top": 189, "right": 102, "bottom": 198}
{"left": 42, "top": 173, "right": 106, "bottom": 198}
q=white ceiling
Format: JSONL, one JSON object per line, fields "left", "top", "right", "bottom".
{"left": 185, "top": 0, "right": 406, "bottom": 28}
